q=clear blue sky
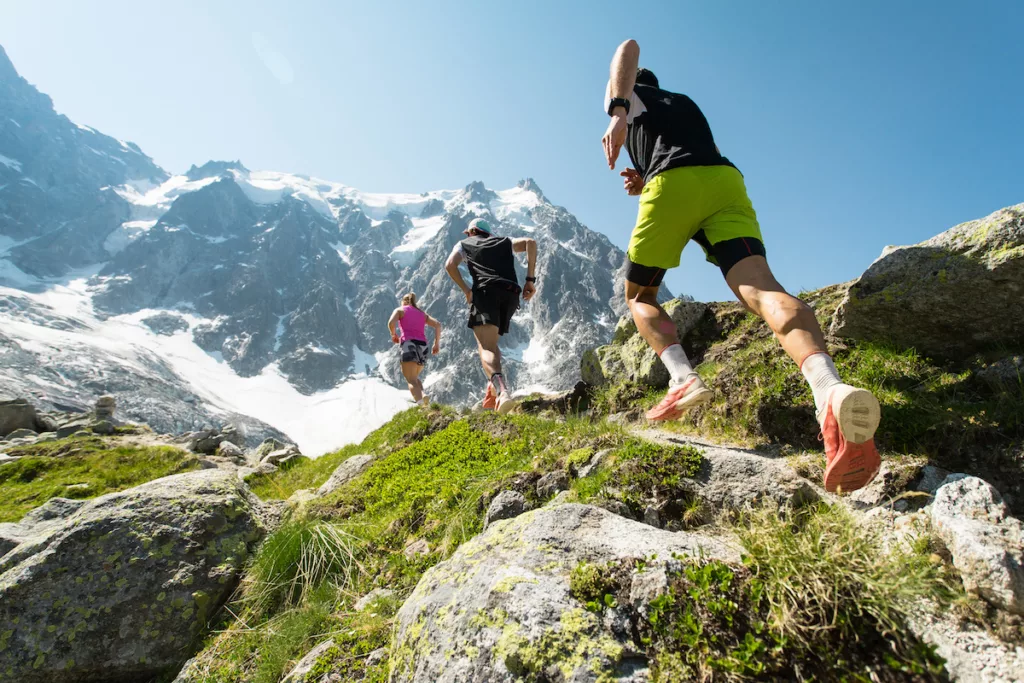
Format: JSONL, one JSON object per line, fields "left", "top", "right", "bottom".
{"left": 2, "top": 0, "right": 1021, "bottom": 301}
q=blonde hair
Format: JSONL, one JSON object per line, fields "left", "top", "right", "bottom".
{"left": 401, "top": 292, "right": 419, "bottom": 309}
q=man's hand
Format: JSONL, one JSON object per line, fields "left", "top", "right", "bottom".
{"left": 432, "top": 342, "right": 440, "bottom": 355}
{"left": 621, "top": 168, "right": 643, "bottom": 195}
{"left": 464, "top": 289, "right": 473, "bottom": 304}
{"left": 523, "top": 282, "right": 536, "bottom": 301}
{"left": 602, "top": 113, "right": 628, "bottom": 169}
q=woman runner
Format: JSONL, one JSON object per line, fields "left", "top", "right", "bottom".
{"left": 387, "top": 292, "right": 442, "bottom": 406}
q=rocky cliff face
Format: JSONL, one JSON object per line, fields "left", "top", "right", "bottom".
{"left": 0, "top": 44, "right": 637, "bottom": 449}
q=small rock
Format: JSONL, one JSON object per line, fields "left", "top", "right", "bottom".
{"left": 252, "top": 462, "right": 279, "bottom": 476}
{"left": 189, "top": 428, "right": 224, "bottom": 454}
{"left": 0, "top": 395, "right": 38, "bottom": 438}
{"left": 365, "top": 647, "right": 387, "bottom": 667}
{"left": 318, "top": 454, "right": 373, "bottom": 496}
{"left": 643, "top": 505, "right": 661, "bottom": 528}
{"left": 594, "top": 498, "right": 634, "bottom": 520}
{"left": 55, "top": 418, "right": 91, "bottom": 439}
{"left": 70, "top": 430, "right": 92, "bottom": 439}
{"left": 355, "top": 588, "right": 395, "bottom": 612}
{"left": 65, "top": 483, "right": 92, "bottom": 493}
{"left": 217, "top": 441, "right": 245, "bottom": 460}
{"left": 5, "top": 428, "right": 37, "bottom": 440}
{"left": 33, "top": 432, "right": 57, "bottom": 444}
{"left": 536, "top": 471, "right": 569, "bottom": 498}
{"left": 485, "top": 491, "right": 527, "bottom": 528}
{"left": 577, "top": 449, "right": 611, "bottom": 479}
{"left": 606, "top": 412, "right": 630, "bottom": 425}
{"left": 930, "top": 475, "right": 1024, "bottom": 615}
{"left": 261, "top": 446, "right": 303, "bottom": 466}
{"left": 914, "top": 465, "right": 952, "bottom": 495}
{"left": 280, "top": 639, "right": 336, "bottom": 683}
{"left": 90, "top": 420, "right": 115, "bottom": 435}
{"left": 94, "top": 395, "right": 116, "bottom": 420}
{"left": 404, "top": 538, "right": 430, "bottom": 561}
{"left": 34, "top": 415, "right": 59, "bottom": 433}
{"left": 255, "top": 438, "right": 286, "bottom": 459}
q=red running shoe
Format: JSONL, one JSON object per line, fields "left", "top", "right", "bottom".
{"left": 645, "top": 375, "right": 713, "bottom": 422}
{"left": 482, "top": 383, "right": 497, "bottom": 411}
{"left": 820, "top": 385, "right": 882, "bottom": 493}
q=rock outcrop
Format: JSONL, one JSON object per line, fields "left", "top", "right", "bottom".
{"left": 832, "top": 204, "right": 1024, "bottom": 359}
{"left": 581, "top": 299, "right": 707, "bottom": 387}
{"left": 317, "top": 454, "right": 374, "bottom": 497}
{"left": 0, "top": 470, "right": 266, "bottom": 683}
{"left": 929, "top": 474, "right": 1024, "bottom": 615}
{"left": 390, "top": 503, "right": 736, "bottom": 682}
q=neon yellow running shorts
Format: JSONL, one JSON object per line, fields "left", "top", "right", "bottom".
{"left": 627, "top": 165, "right": 764, "bottom": 274}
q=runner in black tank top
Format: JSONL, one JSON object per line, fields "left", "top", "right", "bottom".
{"left": 444, "top": 218, "right": 539, "bottom": 414}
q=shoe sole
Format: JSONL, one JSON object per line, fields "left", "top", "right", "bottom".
{"left": 824, "top": 444, "right": 882, "bottom": 493}
{"left": 497, "top": 398, "right": 518, "bottom": 415}
{"left": 823, "top": 386, "right": 882, "bottom": 493}
{"left": 646, "top": 387, "right": 713, "bottom": 422}
{"left": 831, "top": 386, "right": 881, "bottom": 444}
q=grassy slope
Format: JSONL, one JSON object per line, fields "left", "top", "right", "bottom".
{"left": 593, "top": 285, "right": 1024, "bottom": 511}
{"left": 0, "top": 435, "right": 201, "bottom": 523}
{"left": 187, "top": 407, "right": 956, "bottom": 683}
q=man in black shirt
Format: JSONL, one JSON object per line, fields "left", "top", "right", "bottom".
{"left": 601, "top": 39, "right": 881, "bottom": 493}
{"left": 445, "top": 218, "right": 537, "bottom": 414}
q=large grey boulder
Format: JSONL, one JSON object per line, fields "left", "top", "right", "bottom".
{"left": 390, "top": 503, "right": 736, "bottom": 683}
{"left": 0, "top": 394, "right": 37, "bottom": 437}
{"left": 317, "top": 453, "right": 374, "bottom": 496}
{"left": 0, "top": 469, "right": 266, "bottom": 683}
{"left": 929, "top": 475, "right": 1024, "bottom": 614}
{"left": 832, "top": 204, "right": 1024, "bottom": 359}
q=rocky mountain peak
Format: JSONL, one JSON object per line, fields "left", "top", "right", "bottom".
{"left": 462, "top": 180, "right": 498, "bottom": 206}
{"left": 517, "top": 177, "right": 546, "bottom": 201}
{"left": 185, "top": 159, "right": 249, "bottom": 181}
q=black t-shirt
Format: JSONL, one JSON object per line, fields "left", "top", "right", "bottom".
{"left": 457, "top": 235, "right": 520, "bottom": 291}
{"left": 615, "top": 83, "right": 737, "bottom": 183}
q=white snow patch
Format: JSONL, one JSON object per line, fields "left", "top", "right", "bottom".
{"left": 75, "top": 123, "right": 98, "bottom": 134}
{"left": 391, "top": 215, "right": 447, "bottom": 266}
{"left": 274, "top": 314, "right": 288, "bottom": 352}
{"left": 350, "top": 345, "right": 379, "bottom": 376}
{"left": 493, "top": 186, "right": 541, "bottom": 229}
{"left": 0, "top": 153, "right": 22, "bottom": 172}
{"left": 103, "top": 219, "right": 158, "bottom": 255}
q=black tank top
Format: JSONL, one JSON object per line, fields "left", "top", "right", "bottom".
{"left": 460, "top": 235, "right": 520, "bottom": 292}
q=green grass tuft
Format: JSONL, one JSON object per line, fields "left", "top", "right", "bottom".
{"left": 0, "top": 439, "right": 200, "bottom": 523}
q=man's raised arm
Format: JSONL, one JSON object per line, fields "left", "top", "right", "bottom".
{"left": 602, "top": 39, "right": 640, "bottom": 169}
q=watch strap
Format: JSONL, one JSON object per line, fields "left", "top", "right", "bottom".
{"left": 607, "top": 97, "right": 630, "bottom": 117}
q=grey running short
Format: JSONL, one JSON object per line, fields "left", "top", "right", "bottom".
{"left": 400, "top": 339, "right": 428, "bottom": 365}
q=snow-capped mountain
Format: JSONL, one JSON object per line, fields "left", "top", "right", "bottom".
{"left": 0, "top": 44, "right": 642, "bottom": 453}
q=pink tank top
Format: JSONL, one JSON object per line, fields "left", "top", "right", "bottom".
{"left": 399, "top": 305, "right": 427, "bottom": 343}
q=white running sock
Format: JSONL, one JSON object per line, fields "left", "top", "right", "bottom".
{"left": 660, "top": 344, "right": 697, "bottom": 386}
{"left": 801, "top": 352, "right": 842, "bottom": 416}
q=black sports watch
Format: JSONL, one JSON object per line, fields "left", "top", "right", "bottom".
{"left": 525, "top": 276, "right": 537, "bottom": 283}
{"left": 607, "top": 97, "right": 630, "bottom": 116}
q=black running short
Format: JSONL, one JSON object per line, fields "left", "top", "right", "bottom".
{"left": 624, "top": 235, "right": 767, "bottom": 287}
{"left": 400, "top": 339, "right": 428, "bottom": 365}
{"left": 468, "top": 286, "right": 520, "bottom": 336}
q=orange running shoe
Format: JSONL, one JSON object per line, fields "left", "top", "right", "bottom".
{"left": 820, "top": 385, "right": 882, "bottom": 493}
{"left": 482, "top": 383, "right": 497, "bottom": 411}
{"left": 645, "top": 375, "right": 713, "bottom": 422}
